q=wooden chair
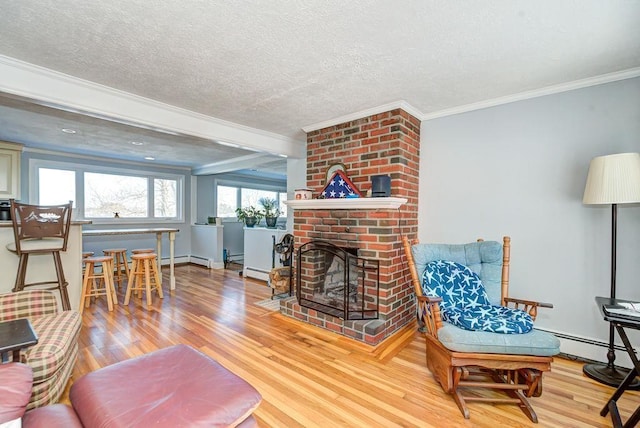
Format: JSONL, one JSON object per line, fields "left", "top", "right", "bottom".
{"left": 6, "top": 199, "right": 73, "bottom": 310}
{"left": 402, "top": 236, "right": 560, "bottom": 423}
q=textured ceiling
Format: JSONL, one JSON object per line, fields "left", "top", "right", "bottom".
{"left": 0, "top": 0, "right": 638, "bottom": 172}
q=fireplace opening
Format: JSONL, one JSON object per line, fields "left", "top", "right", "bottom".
{"left": 296, "top": 240, "right": 379, "bottom": 320}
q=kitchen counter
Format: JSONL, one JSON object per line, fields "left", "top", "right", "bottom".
{"left": 0, "top": 220, "right": 88, "bottom": 310}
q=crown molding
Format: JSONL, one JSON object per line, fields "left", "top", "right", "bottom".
{"left": 0, "top": 55, "right": 305, "bottom": 158}
{"left": 302, "top": 68, "right": 640, "bottom": 131}
{"left": 302, "top": 101, "right": 423, "bottom": 133}
{"left": 421, "top": 67, "right": 640, "bottom": 121}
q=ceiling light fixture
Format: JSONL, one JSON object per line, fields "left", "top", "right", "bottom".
{"left": 278, "top": 154, "right": 288, "bottom": 158}
{"left": 61, "top": 128, "right": 77, "bottom": 134}
{"left": 130, "top": 141, "right": 144, "bottom": 146}
{"left": 144, "top": 156, "right": 155, "bottom": 161}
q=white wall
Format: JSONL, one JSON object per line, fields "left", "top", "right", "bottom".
{"left": 419, "top": 77, "right": 640, "bottom": 364}
{"left": 286, "top": 157, "right": 307, "bottom": 231}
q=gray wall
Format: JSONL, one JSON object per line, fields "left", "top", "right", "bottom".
{"left": 419, "top": 77, "right": 640, "bottom": 364}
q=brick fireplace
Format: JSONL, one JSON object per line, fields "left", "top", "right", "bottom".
{"left": 280, "top": 108, "right": 420, "bottom": 345}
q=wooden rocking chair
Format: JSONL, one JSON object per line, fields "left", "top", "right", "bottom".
{"left": 402, "top": 236, "right": 560, "bottom": 422}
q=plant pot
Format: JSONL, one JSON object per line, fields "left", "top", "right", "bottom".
{"left": 245, "top": 217, "right": 258, "bottom": 228}
{"left": 265, "top": 217, "right": 277, "bottom": 228}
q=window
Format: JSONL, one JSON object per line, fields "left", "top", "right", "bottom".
{"left": 38, "top": 168, "right": 75, "bottom": 206}
{"left": 216, "top": 185, "right": 238, "bottom": 217}
{"left": 32, "top": 160, "right": 183, "bottom": 223}
{"left": 154, "top": 178, "right": 177, "bottom": 217}
{"left": 85, "top": 172, "right": 147, "bottom": 217}
{"left": 241, "top": 189, "right": 277, "bottom": 209}
{"left": 216, "top": 185, "right": 285, "bottom": 217}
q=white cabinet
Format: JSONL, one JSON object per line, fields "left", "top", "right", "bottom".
{"left": 243, "top": 228, "right": 288, "bottom": 281}
{"left": 0, "top": 141, "right": 22, "bottom": 199}
{"left": 191, "top": 224, "right": 224, "bottom": 269}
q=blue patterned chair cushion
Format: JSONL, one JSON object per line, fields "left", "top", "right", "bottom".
{"left": 423, "top": 260, "right": 533, "bottom": 334}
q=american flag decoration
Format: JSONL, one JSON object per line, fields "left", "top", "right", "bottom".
{"left": 321, "top": 170, "right": 362, "bottom": 199}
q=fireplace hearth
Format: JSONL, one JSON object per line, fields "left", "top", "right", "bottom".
{"left": 296, "top": 240, "right": 379, "bottom": 320}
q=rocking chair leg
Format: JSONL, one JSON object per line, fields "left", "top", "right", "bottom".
{"left": 513, "top": 390, "right": 538, "bottom": 423}
{"left": 452, "top": 390, "right": 471, "bottom": 419}
{"left": 487, "top": 369, "right": 539, "bottom": 423}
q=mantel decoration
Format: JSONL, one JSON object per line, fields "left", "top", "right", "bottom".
{"left": 321, "top": 170, "right": 362, "bottom": 199}
{"left": 325, "top": 162, "right": 346, "bottom": 183}
{"left": 582, "top": 152, "right": 640, "bottom": 388}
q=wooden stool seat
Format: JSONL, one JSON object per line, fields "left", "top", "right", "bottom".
{"left": 80, "top": 255, "right": 117, "bottom": 313}
{"left": 124, "top": 253, "right": 163, "bottom": 307}
{"left": 131, "top": 248, "right": 154, "bottom": 254}
{"left": 102, "top": 248, "right": 129, "bottom": 292}
{"left": 82, "top": 251, "right": 94, "bottom": 259}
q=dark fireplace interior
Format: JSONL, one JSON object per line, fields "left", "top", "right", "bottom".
{"left": 296, "top": 240, "right": 379, "bottom": 320}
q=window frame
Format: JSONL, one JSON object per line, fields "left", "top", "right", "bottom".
{"left": 215, "top": 180, "right": 286, "bottom": 218}
{"left": 30, "top": 159, "right": 185, "bottom": 224}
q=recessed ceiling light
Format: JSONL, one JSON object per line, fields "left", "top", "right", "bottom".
{"left": 278, "top": 154, "right": 288, "bottom": 158}
{"left": 144, "top": 156, "right": 155, "bottom": 161}
{"left": 130, "top": 141, "right": 144, "bottom": 146}
{"left": 217, "top": 141, "right": 240, "bottom": 148}
{"left": 61, "top": 128, "right": 77, "bottom": 134}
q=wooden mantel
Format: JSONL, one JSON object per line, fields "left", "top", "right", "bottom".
{"left": 285, "top": 197, "right": 407, "bottom": 210}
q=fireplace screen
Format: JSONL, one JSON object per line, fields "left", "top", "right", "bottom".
{"left": 296, "top": 240, "right": 379, "bottom": 320}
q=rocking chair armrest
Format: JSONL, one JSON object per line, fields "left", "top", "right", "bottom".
{"left": 416, "top": 295, "right": 443, "bottom": 335}
{"left": 417, "top": 295, "right": 442, "bottom": 304}
{"left": 503, "top": 297, "right": 553, "bottom": 321}
{"left": 504, "top": 297, "right": 553, "bottom": 308}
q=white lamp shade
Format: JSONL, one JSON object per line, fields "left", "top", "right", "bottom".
{"left": 583, "top": 152, "right": 640, "bottom": 205}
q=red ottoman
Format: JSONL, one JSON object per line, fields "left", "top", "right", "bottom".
{"left": 69, "top": 344, "right": 261, "bottom": 427}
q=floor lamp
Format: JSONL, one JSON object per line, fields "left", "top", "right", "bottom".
{"left": 582, "top": 152, "right": 640, "bottom": 387}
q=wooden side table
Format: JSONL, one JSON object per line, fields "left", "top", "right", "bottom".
{"left": 596, "top": 296, "right": 640, "bottom": 428}
{"left": 0, "top": 318, "right": 38, "bottom": 363}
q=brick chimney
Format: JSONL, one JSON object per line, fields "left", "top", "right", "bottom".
{"left": 281, "top": 108, "right": 420, "bottom": 345}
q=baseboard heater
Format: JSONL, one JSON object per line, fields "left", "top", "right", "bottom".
{"left": 535, "top": 327, "right": 633, "bottom": 354}
{"left": 245, "top": 267, "right": 269, "bottom": 274}
{"left": 243, "top": 267, "right": 270, "bottom": 282}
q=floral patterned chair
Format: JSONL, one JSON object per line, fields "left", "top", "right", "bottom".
{"left": 0, "top": 290, "right": 81, "bottom": 409}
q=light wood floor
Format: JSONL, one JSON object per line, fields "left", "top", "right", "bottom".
{"left": 63, "top": 264, "right": 639, "bottom": 427}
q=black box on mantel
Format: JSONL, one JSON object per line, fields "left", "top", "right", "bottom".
{"left": 371, "top": 175, "right": 391, "bottom": 197}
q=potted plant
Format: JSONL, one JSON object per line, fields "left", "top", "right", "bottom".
{"left": 258, "top": 197, "right": 280, "bottom": 228}
{"left": 235, "top": 206, "right": 263, "bottom": 228}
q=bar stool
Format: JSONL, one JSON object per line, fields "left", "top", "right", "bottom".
{"left": 80, "top": 255, "right": 117, "bottom": 313}
{"left": 6, "top": 199, "right": 73, "bottom": 310}
{"left": 102, "top": 248, "right": 129, "bottom": 292}
{"left": 129, "top": 249, "right": 156, "bottom": 299}
{"left": 131, "top": 248, "right": 154, "bottom": 254}
{"left": 124, "top": 252, "right": 163, "bottom": 306}
{"left": 82, "top": 251, "right": 94, "bottom": 278}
